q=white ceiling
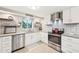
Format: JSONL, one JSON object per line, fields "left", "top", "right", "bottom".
{"left": 1, "top": 6, "right": 72, "bottom": 17}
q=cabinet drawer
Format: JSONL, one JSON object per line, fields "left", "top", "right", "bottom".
{"left": 2, "top": 39, "right": 11, "bottom": 44}
{"left": 62, "top": 47, "right": 73, "bottom": 53}
{"left": 71, "top": 44, "right": 79, "bottom": 52}
{"left": 62, "top": 43, "right": 72, "bottom": 49}
{"left": 2, "top": 36, "right": 11, "bottom": 42}
{"left": 62, "top": 45, "right": 79, "bottom": 53}
{"left": 62, "top": 36, "right": 79, "bottom": 53}
{"left": 2, "top": 43, "right": 11, "bottom": 47}
{"left": 62, "top": 39, "right": 72, "bottom": 46}
{"left": 72, "top": 38, "right": 79, "bottom": 44}
{"left": 62, "top": 36, "right": 72, "bottom": 41}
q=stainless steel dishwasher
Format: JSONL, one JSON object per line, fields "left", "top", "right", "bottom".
{"left": 12, "top": 34, "right": 25, "bottom": 52}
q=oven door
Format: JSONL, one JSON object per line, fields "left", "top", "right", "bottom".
{"left": 48, "top": 35, "right": 61, "bottom": 45}
{"left": 48, "top": 35, "right": 61, "bottom": 52}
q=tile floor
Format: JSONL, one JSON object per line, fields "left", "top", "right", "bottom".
{"left": 14, "top": 42, "right": 59, "bottom": 53}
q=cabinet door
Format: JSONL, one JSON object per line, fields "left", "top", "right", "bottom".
{"left": 71, "top": 7, "right": 79, "bottom": 23}
{"left": 63, "top": 9, "right": 71, "bottom": 23}
{"left": 25, "top": 34, "right": 32, "bottom": 46}
{"left": 36, "top": 33, "right": 40, "bottom": 42}
{"left": 31, "top": 33, "right": 36, "bottom": 44}
{"left": 31, "top": 33, "right": 40, "bottom": 44}
{"left": 62, "top": 36, "right": 79, "bottom": 53}
{"left": 41, "top": 33, "right": 48, "bottom": 44}
{"left": 2, "top": 36, "right": 12, "bottom": 53}
{"left": 61, "top": 36, "right": 73, "bottom": 53}
{"left": 71, "top": 38, "right": 79, "bottom": 52}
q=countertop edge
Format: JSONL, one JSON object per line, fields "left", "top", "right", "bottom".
{"left": 0, "top": 32, "right": 26, "bottom": 37}
{"left": 0, "top": 31, "right": 48, "bottom": 37}
{"left": 62, "top": 34, "right": 79, "bottom": 39}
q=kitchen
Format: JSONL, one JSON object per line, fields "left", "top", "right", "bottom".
{"left": 0, "top": 6, "right": 79, "bottom": 53}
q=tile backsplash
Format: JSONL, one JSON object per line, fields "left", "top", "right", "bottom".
{"left": 64, "top": 24, "right": 79, "bottom": 34}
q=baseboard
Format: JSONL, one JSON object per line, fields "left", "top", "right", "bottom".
{"left": 12, "top": 47, "right": 25, "bottom": 53}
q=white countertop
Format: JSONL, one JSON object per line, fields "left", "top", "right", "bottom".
{"left": 0, "top": 31, "right": 48, "bottom": 37}
{"left": 63, "top": 33, "right": 79, "bottom": 39}
{"left": 0, "top": 32, "right": 25, "bottom": 37}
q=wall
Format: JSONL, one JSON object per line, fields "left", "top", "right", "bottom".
{"left": 0, "top": 12, "right": 44, "bottom": 34}
{"left": 0, "top": 13, "right": 24, "bottom": 34}
{"left": 0, "top": 9, "right": 51, "bottom": 34}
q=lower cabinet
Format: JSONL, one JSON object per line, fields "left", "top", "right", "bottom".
{"left": 62, "top": 35, "right": 79, "bottom": 53}
{"left": 0, "top": 36, "right": 12, "bottom": 53}
{"left": 25, "top": 33, "right": 40, "bottom": 46}
{"left": 25, "top": 34, "right": 32, "bottom": 46}
{"left": 25, "top": 32, "right": 48, "bottom": 46}
{"left": 31, "top": 33, "right": 41, "bottom": 44}
{"left": 40, "top": 33, "right": 48, "bottom": 44}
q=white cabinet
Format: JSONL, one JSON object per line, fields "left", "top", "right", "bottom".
{"left": 25, "top": 32, "right": 48, "bottom": 46}
{"left": 61, "top": 36, "right": 73, "bottom": 53}
{"left": 25, "top": 34, "right": 32, "bottom": 46}
{"left": 63, "top": 9, "right": 71, "bottom": 23}
{"left": 25, "top": 33, "right": 40, "bottom": 46}
{"left": 62, "top": 35, "right": 79, "bottom": 53}
{"left": 0, "top": 36, "right": 12, "bottom": 53}
{"left": 63, "top": 7, "right": 79, "bottom": 23}
{"left": 40, "top": 33, "right": 48, "bottom": 44}
{"left": 71, "top": 7, "right": 79, "bottom": 23}
{"left": 31, "top": 33, "right": 40, "bottom": 44}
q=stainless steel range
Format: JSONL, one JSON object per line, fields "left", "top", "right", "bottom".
{"left": 48, "top": 33, "right": 61, "bottom": 52}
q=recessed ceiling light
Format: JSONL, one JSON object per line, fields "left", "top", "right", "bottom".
{"left": 27, "top": 6, "right": 39, "bottom": 10}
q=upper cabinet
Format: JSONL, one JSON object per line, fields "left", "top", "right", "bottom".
{"left": 63, "top": 9, "right": 71, "bottom": 23}
{"left": 71, "top": 7, "right": 79, "bottom": 23}
{"left": 63, "top": 7, "right": 79, "bottom": 24}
